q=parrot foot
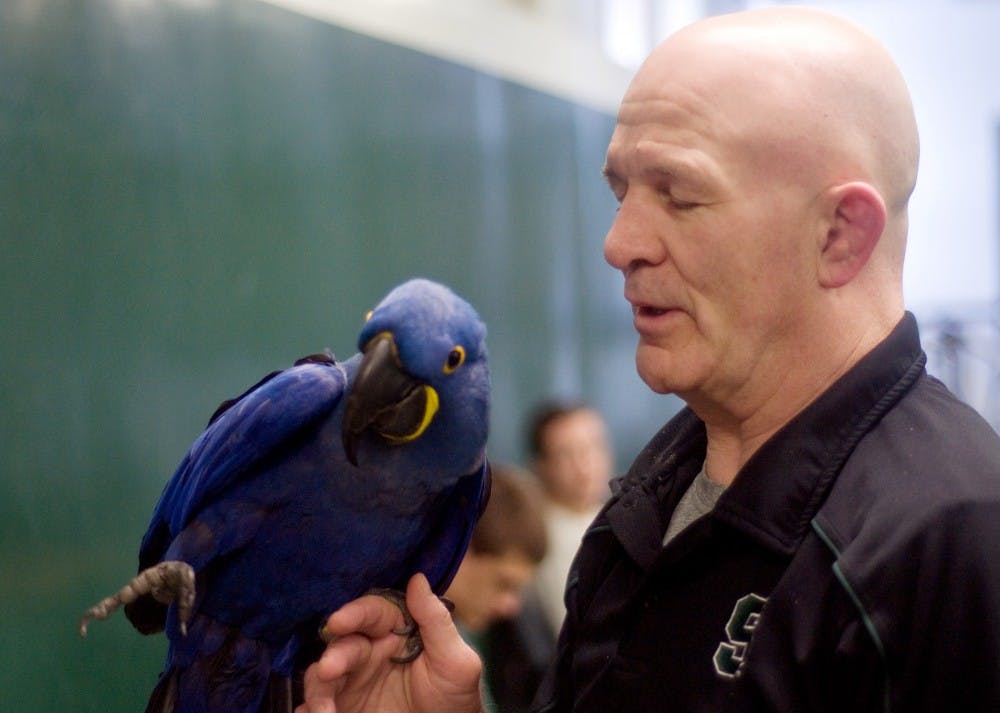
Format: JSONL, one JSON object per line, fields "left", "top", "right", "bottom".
{"left": 365, "top": 588, "right": 454, "bottom": 664}
{"left": 78, "top": 560, "right": 196, "bottom": 638}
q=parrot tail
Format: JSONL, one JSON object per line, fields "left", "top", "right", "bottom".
{"left": 145, "top": 615, "right": 296, "bottom": 713}
{"left": 143, "top": 668, "right": 295, "bottom": 713}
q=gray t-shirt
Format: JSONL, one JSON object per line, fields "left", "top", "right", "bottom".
{"left": 662, "top": 466, "right": 726, "bottom": 546}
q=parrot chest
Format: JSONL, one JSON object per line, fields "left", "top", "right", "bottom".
{"left": 194, "top": 458, "right": 450, "bottom": 641}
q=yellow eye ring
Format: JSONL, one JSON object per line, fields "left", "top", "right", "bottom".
{"left": 443, "top": 346, "right": 466, "bottom": 374}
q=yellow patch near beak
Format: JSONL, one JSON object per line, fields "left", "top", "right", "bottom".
{"left": 381, "top": 385, "right": 440, "bottom": 443}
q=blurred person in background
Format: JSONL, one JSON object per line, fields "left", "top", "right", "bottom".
{"left": 525, "top": 401, "right": 613, "bottom": 637}
{"left": 445, "top": 465, "right": 548, "bottom": 713}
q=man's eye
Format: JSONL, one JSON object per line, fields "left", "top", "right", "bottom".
{"left": 669, "top": 196, "right": 699, "bottom": 210}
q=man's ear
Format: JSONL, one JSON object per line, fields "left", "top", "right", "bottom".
{"left": 818, "top": 182, "right": 887, "bottom": 288}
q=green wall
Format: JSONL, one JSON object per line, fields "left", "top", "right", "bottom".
{"left": 0, "top": 1, "right": 677, "bottom": 709}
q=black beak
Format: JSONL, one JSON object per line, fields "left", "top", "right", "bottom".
{"left": 342, "top": 333, "right": 439, "bottom": 466}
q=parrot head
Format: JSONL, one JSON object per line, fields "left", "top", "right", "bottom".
{"left": 342, "top": 279, "right": 489, "bottom": 466}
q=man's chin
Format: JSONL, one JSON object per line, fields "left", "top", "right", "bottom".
{"left": 635, "top": 344, "right": 696, "bottom": 396}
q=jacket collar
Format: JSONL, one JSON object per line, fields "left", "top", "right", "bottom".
{"left": 605, "top": 313, "right": 927, "bottom": 569}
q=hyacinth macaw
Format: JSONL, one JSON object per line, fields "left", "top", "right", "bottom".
{"left": 79, "top": 278, "right": 491, "bottom": 713}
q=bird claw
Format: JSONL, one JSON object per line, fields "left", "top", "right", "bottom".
{"left": 78, "top": 560, "right": 196, "bottom": 637}
{"left": 364, "top": 588, "right": 454, "bottom": 664}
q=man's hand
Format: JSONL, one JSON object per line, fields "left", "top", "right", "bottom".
{"left": 296, "top": 573, "right": 485, "bottom": 713}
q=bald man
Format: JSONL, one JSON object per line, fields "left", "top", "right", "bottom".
{"left": 298, "top": 8, "right": 1000, "bottom": 713}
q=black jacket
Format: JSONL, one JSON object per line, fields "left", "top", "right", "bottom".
{"left": 533, "top": 314, "right": 1000, "bottom": 712}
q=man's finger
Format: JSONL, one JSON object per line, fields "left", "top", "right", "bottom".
{"left": 322, "top": 591, "right": 407, "bottom": 640}
{"left": 296, "top": 663, "right": 339, "bottom": 713}
{"left": 314, "top": 632, "right": 375, "bottom": 681}
{"left": 406, "top": 573, "right": 484, "bottom": 684}
{"left": 406, "top": 573, "right": 456, "bottom": 650}
{"left": 294, "top": 698, "right": 336, "bottom": 713}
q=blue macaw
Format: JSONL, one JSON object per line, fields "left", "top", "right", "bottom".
{"left": 79, "top": 278, "right": 491, "bottom": 713}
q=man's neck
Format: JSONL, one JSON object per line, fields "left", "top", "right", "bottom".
{"left": 695, "top": 321, "right": 895, "bottom": 486}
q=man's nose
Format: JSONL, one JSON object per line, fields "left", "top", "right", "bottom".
{"left": 603, "top": 193, "right": 664, "bottom": 273}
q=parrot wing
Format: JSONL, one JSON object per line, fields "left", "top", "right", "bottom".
{"left": 138, "top": 359, "right": 347, "bottom": 570}
{"left": 407, "top": 460, "right": 492, "bottom": 595}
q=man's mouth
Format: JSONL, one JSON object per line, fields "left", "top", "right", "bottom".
{"left": 635, "top": 305, "right": 669, "bottom": 317}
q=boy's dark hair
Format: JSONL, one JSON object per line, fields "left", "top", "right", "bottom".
{"left": 470, "top": 464, "right": 548, "bottom": 563}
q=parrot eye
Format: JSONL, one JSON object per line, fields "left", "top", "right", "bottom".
{"left": 443, "top": 346, "right": 466, "bottom": 374}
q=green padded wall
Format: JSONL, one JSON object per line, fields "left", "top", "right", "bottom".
{"left": 0, "top": 1, "right": 676, "bottom": 710}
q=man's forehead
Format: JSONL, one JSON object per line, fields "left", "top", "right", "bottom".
{"left": 607, "top": 93, "right": 733, "bottom": 168}
{"left": 615, "top": 94, "right": 707, "bottom": 126}
{"left": 614, "top": 42, "right": 755, "bottom": 137}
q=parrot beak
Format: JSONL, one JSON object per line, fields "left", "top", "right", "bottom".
{"left": 342, "top": 332, "right": 440, "bottom": 466}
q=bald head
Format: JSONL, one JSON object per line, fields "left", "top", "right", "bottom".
{"left": 625, "top": 7, "right": 918, "bottom": 283}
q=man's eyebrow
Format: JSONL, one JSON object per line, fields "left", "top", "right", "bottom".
{"left": 637, "top": 142, "right": 716, "bottom": 184}
{"left": 645, "top": 165, "right": 691, "bottom": 191}
{"left": 601, "top": 146, "right": 715, "bottom": 196}
{"left": 643, "top": 154, "right": 689, "bottom": 180}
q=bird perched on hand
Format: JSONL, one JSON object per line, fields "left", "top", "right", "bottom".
{"left": 79, "top": 278, "right": 491, "bottom": 713}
